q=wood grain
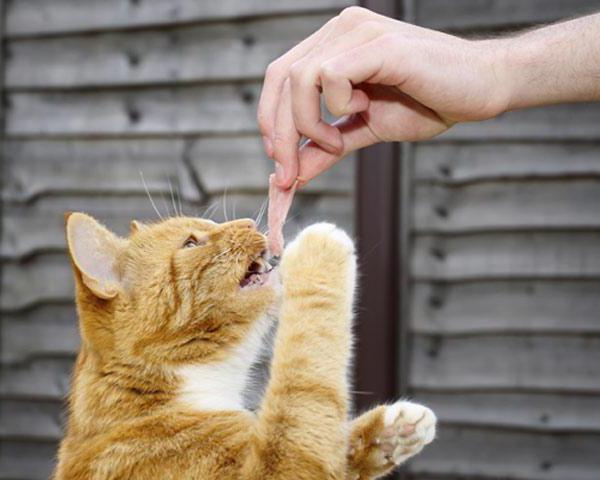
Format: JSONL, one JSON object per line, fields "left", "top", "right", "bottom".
{"left": 415, "top": 0, "right": 599, "bottom": 30}
{"left": 411, "top": 335, "right": 600, "bottom": 393}
{"left": 414, "top": 179, "right": 600, "bottom": 233}
{"left": 412, "top": 281, "right": 600, "bottom": 335}
{"left": 413, "top": 391, "right": 600, "bottom": 433}
{"left": 6, "top": 0, "right": 351, "bottom": 37}
{"left": 409, "top": 425, "right": 600, "bottom": 480}
{"left": 6, "top": 14, "right": 329, "bottom": 89}
{"left": 413, "top": 142, "right": 600, "bottom": 184}
{"left": 413, "top": 232, "right": 600, "bottom": 280}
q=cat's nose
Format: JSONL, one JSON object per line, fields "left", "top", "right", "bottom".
{"left": 230, "top": 219, "right": 256, "bottom": 230}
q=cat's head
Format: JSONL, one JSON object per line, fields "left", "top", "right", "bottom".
{"left": 65, "top": 213, "right": 277, "bottom": 366}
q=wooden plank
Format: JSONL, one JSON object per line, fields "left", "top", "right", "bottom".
{"left": 189, "top": 136, "right": 355, "bottom": 195}
{"left": 2, "top": 189, "right": 352, "bottom": 260}
{"left": 8, "top": 94, "right": 600, "bottom": 139}
{"left": 0, "top": 400, "right": 64, "bottom": 440}
{"left": 411, "top": 335, "right": 600, "bottom": 393}
{"left": 0, "top": 358, "right": 73, "bottom": 400}
{"left": 413, "top": 142, "right": 600, "bottom": 184}
{"left": 1, "top": 254, "right": 73, "bottom": 311}
{"left": 6, "top": 0, "right": 351, "bottom": 37}
{"left": 1, "top": 193, "right": 353, "bottom": 306}
{"left": 3, "top": 137, "right": 353, "bottom": 202}
{"left": 0, "top": 440, "right": 57, "bottom": 480}
{"left": 3, "top": 138, "right": 189, "bottom": 201}
{"left": 2, "top": 305, "right": 79, "bottom": 364}
{"left": 6, "top": 83, "right": 262, "bottom": 137}
{"left": 438, "top": 103, "right": 600, "bottom": 141}
{"left": 2, "top": 195, "right": 183, "bottom": 260}
{"left": 414, "top": 179, "right": 600, "bottom": 233}
{"left": 416, "top": 0, "right": 599, "bottom": 30}
{"left": 413, "top": 232, "right": 600, "bottom": 281}
{"left": 6, "top": 14, "right": 329, "bottom": 89}
{"left": 409, "top": 425, "right": 600, "bottom": 480}
{"left": 412, "top": 391, "right": 600, "bottom": 433}
{"left": 412, "top": 281, "right": 600, "bottom": 335}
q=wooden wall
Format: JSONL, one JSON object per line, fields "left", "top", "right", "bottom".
{"left": 405, "top": 1, "right": 600, "bottom": 479}
{"left": 0, "top": 2, "right": 355, "bottom": 478}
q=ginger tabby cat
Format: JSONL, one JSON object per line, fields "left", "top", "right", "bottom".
{"left": 55, "top": 213, "right": 436, "bottom": 479}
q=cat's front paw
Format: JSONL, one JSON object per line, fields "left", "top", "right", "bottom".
{"left": 282, "top": 222, "right": 356, "bottom": 294}
{"left": 378, "top": 401, "right": 436, "bottom": 466}
{"left": 285, "top": 223, "right": 354, "bottom": 258}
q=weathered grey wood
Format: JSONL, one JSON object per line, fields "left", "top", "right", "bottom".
{"left": 409, "top": 425, "right": 600, "bottom": 480}
{"left": 9, "top": 95, "right": 600, "bottom": 139}
{"left": 1, "top": 255, "right": 74, "bottom": 311}
{"left": 0, "top": 358, "right": 73, "bottom": 400}
{"left": 2, "top": 306, "right": 79, "bottom": 364}
{"left": 414, "top": 180, "right": 600, "bottom": 233}
{"left": 2, "top": 188, "right": 352, "bottom": 261}
{"left": 413, "top": 142, "right": 600, "bottom": 184}
{"left": 412, "top": 281, "right": 600, "bottom": 335}
{"left": 189, "top": 136, "right": 355, "bottom": 195}
{"left": 2, "top": 195, "right": 182, "bottom": 260}
{"left": 0, "top": 440, "right": 57, "bottom": 480}
{"left": 413, "top": 232, "right": 600, "bottom": 280}
{"left": 411, "top": 335, "right": 600, "bottom": 393}
{"left": 0, "top": 400, "right": 64, "bottom": 440}
{"left": 412, "top": 391, "right": 600, "bottom": 433}
{"left": 438, "top": 103, "right": 600, "bottom": 141}
{"left": 4, "top": 138, "right": 190, "bottom": 201}
{"left": 3, "top": 137, "right": 353, "bottom": 202}
{"left": 6, "top": 0, "right": 351, "bottom": 37}
{"left": 416, "top": 0, "right": 599, "bottom": 30}
{"left": 2, "top": 193, "right": 353, "bottom": 306}
{"left": 7, "top": 83, "right": 262, "bottom": 137}
{"left": 6, "top": 15, "right": 329, "bottom": 89}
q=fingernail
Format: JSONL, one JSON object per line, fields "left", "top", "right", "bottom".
{"left": 262, "top": 136, "right": 273, "bottom": 157}
{"left": 275, "top": 163, "right": 285, "bottom": 183}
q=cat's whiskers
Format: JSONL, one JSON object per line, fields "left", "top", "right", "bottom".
{"left": 140, "top": 171, "right": 164, "bottom": 221}
{"left": 213, "top": 248, "right": 232, "bottom": 262}
{"left": 199, "top": 201, "right": 219, "bottom": 220}
{"left": 255, "top": 197, "right": 268, "bottom": 228}
{"left": 222, "top": 189, "right": 230, "bottom": 222}
{"left": 167, "top": 177, "right": 180, "bottom": 217}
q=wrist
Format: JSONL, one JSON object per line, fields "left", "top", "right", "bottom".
{"left": 476, "top": 37, "right": 516, "bottom": 117}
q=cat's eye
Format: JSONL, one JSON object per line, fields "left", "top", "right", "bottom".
{"left": 182, "top": 234, "right": 208, "bottom": 249}
{"left": 183, "top": 238, "right": 198, "bottom": 249}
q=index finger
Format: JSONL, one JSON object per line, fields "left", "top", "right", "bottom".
{"left": 257, "top": 17, "right": 338, "bottom": 155}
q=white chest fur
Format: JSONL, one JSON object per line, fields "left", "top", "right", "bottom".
{"left": 175, "top": 314, "right": 272, "bottom": 412}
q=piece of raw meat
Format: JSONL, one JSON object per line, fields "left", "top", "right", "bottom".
{"left": 267, "top": 174, "right": 297, "bottom": 258}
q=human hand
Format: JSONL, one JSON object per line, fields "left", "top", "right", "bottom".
{"left": 257, "top": 6, "right": 511, "bottom": 188}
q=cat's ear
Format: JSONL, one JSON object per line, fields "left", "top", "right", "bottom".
{"left": 130, "top": 220, "right": 145, "bottom": 235}
{"left": 65, "top": 212, "right": 124, "bottom": 299}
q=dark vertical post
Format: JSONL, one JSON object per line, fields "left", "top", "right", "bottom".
{"left": 0, "top": 0, "right": 7, "bottom": 312}
{"left": 355, "top": 0, "right": 402, "bottom": 412}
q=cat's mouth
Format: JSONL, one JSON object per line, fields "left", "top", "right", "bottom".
{"left": 240, "top": 251, "right": 273, "bottom": 289}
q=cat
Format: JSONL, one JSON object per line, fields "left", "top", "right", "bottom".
{"left": 55, "top": 213, "right": 436, "bottom": 479}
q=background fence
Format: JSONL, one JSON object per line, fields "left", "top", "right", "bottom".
{"left": 1, "top": 1, "right": 600, "bottom": 479}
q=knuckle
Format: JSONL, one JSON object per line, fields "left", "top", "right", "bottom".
{"left": 360, "top": 19, "right": 384, "bottom": 36}
{"left": 256, "top": 110, "right": 271, "bottom": 135}
{"left": 339, "top": 6, "right": 369, "bottom": 25}
{"left": 288, "top": 62, "right": 304, "bottom": 83}
{"left": 264, "top": 60, "right": 281, "bottom": 80}
{"left": 320, "top": 62, "right": 338, "bottom": 82}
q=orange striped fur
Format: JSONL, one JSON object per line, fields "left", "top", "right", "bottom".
{"left": 55, "top": 214, "right": 436, "bottom": 479}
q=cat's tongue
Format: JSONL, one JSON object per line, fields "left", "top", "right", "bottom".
{"left": 267, "top": 174, "right": 297, "bottom": 257}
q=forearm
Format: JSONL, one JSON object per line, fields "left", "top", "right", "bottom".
{"left": 496, "top": 13, "right": 600, "bottom": 111}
